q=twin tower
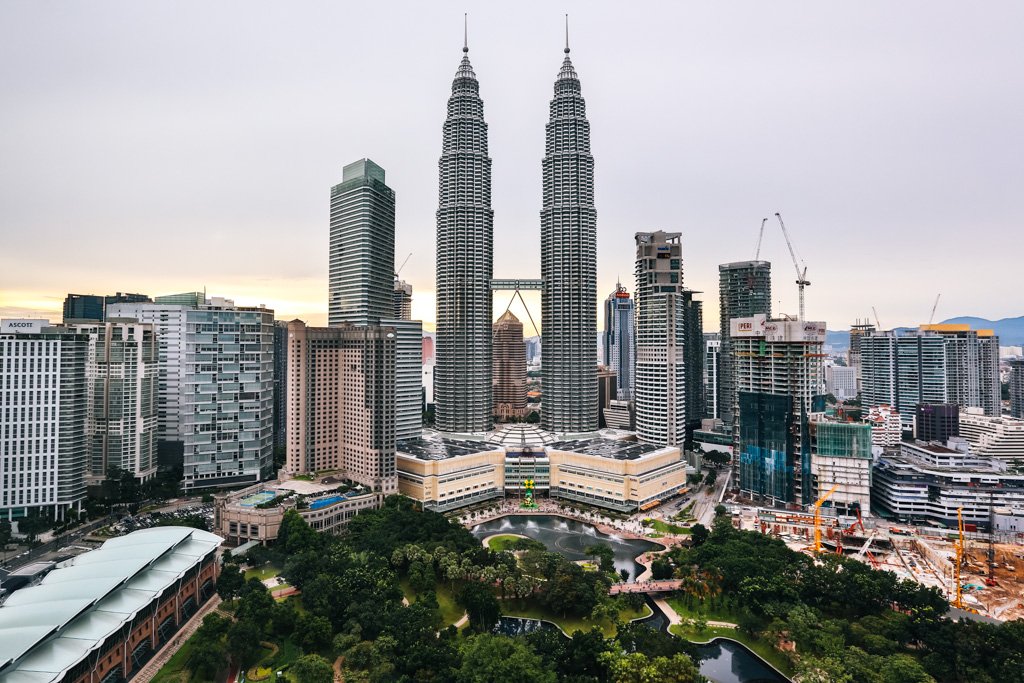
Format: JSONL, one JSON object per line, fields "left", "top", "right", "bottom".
{"left": 434, "top": 35, "right": 597, "bottom": 435}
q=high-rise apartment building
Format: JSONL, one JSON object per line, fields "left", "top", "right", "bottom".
{"left": 732, "top": 315, "right": 826, "bottom": 504}
{"left": 72, "top": 321, "right": 158, "bottom": 483}
{"left": 603, "top": 284, "right": 634, "bottom": 400}
{"left": 1010, "top": 359, "right": 1024, "bottom": 419}
{"left": 717, "top": 261, "right": 771, "bottom": 429}
{"left": 106, "top": 301, "right": 190, "bottom": 446}
{"left": 681, "top": 292, "right": 705, "bottom": 441}
{"left": 825, "top": 364, "right": 857, "bottom": 400}
{"left": 541, "top": 42, "right": 598, "bottom": 434}
{"left": 182, "top": 300, "right": 274, "bottom": 490}
{"left": 286, "top": 320, "right": 397, "bottom": 495}
{"left": 847, "top": 319, "right": 876, "bottom": 389}
{"left": 328, "top": 159, "right": 395, "bottom": 327}
{"left": 493, "top": 311, "right": 527, "bottom": 421}
{"left": 392, "top": 279, "right": 412, "bottom": 321}
{"left": 383, "top": 318, "right": 423, "bottom": 441}
{"left": 703, "top": 333, "right": 721, "bottom": 421}
{"left": 1, "top": 320, "right": 88, "bottom": 520}
{"left": 866, "top": 404, "right": 902, "bottom": 448}
{"left": 634, "top": 231, "right": 687, "bottom": 447}
{"left": 861, "top": 326, "right": 1000, "bottom": 425}
{"left": 597, "top": 366, "right": 617, "bottom": 429}
{"left": 435, "top": 41, "right": 493, "bottom": 434}
{"left": 273, "top": 320, "right": 288, "bottom": 450}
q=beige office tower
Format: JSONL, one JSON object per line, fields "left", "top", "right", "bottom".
{"left": 285, "top": 320, "right": 397, "bottom": 496}
{"left": 492, "top": 311, "right": 527, "bottom": 421}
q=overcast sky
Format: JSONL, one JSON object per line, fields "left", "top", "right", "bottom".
{"left": 2, "top": 1, "right": 1021, "bottom": 332}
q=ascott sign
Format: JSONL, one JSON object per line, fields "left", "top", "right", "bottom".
{"left": 1, "top": 319, "right": 48, "bottom": 334}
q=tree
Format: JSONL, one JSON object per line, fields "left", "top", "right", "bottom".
{"left": 216, "top": 564, "right": 244, "bottom": 600}
{"left": 602, "top": 651, "right": 705, "bottom": 683}
{"left": 188, "top": 613, "right": 230, "bottom": 679}
{"left": 690, "top": 524, "right": 709, "bottom": 547}
{"left": 270, "top": 600, "right": 298, "bottom": 637}
{"left": 704, "top": 471, "right": 717, "bottom": 487}
{"left": 713, "top": 504, "right": 727, "bottom": 517}
{"left": 276, "top": 508, "right": 321, "bottom": 556}
{"left": 458, "top": 582, "right": 501, "bottom": 633}
{"left": 236, "top": 579, "right": 274, "bottom": 627}
{"left": 456, "top": 634, "right": 557, "bottom": 683}
{"left": 526, "top": 410, "right": 540, "bottom": 424}
{"left": 290, "top": 654, "right": 334, "bottom": 683}
{"left": 0, "top": 519, "right": 12, "bottom": 547}
{"left": 703, "top": 450, "right": 730, "bottom": 467}
{"left": 294, "top": 613, "right": 333, "bottom": 653}
{"left": 651, "top": 557, "right": 674, "bottom": 580}
{"left": 619, "top": 568, "right": 631, "bottom": 582}
{"left": 584, "top": 543, "right": 616, "bottom": 574}
{"left": 226, "top": 618, "right": 263, "bottom": 668}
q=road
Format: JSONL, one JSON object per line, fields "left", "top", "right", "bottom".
{"left": 692, "top": 470, "right": 731, "bottom": 526}
{"left": 1, "top": 515, "right": 115, "bottom": 571}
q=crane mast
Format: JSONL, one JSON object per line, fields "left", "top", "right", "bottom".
{"left": 813, "top": 483, "right": 839, "bottom": 554}
{"left": 774, "top": 213, "right": 809, "bottom": 320}
{"left": 753, "top": 217, "right": 768, "bottom": 260}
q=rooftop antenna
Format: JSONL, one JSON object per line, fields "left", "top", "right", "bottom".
{"left": 463, "top": 13, "right": 468, "bottom": 53}
{"left": 565, "top": 14, "right": 570, "bottom": 53}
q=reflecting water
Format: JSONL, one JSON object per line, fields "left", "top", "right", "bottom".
{"left": 695, "top": 639, "right": 789, "bottom": 683}
{"left": 493, "top": 616, "right": 559, "bottom": 637}
{"left": 472, "top": 514, "right": 660, "bottom": 580}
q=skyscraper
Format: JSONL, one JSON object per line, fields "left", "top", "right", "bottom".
{"left": 435, "top": 37, "right": 493, "bottom": 434}
{"left": 703, "top": 333, "right": 721, "bottom": 421}
{"left": 541, "top": 37, "right": 597, "bottom": 434}
{"left": 493, "top": 311, "right": 527, "bottom": 421}
{"left": 273, "top": 320, "right": 288, "bottom": 450}
{"left": 62, "top": 293, "right": 151, "bottom": 323}
{"left": 393, "top": 279, "right": 412, "bottom": 320}
{"left": 1010, "top": 359, "right": 1024, "bottom": 419}
{"left": 603, "top": 283, "right": 634, "bottom": 400}
{"left": 328, "top": 159, "right": 395, "bottom": 327}
{"left": 634, "top": 231, "right": 687, "bottom": 447}
{"left": 718, "top": 261, "right": 771, "bottom": 430}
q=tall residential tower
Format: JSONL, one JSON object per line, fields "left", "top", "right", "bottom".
{"left": 541, "top": 38, "right": 598, "bottom": 433}
{"left": 435, "top": 39, "right": 494, "bottom": 433}
{"left": 718, "top": 261, "right": 771, "bottom": 430}
{"left": 603, "top": 284, "right": 634, "bottom": 400}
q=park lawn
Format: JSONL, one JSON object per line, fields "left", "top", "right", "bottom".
{"left": 151, "top": 635, "right": 196, "bottom": 683}
{"left": 401, "top": 579, "right": 465, "bottom": 626}
{"left": 244, "top": 564, "right": 282, "bottom": 581}
{"left": 647, "top": 519, "right": 691, "bottom": 535}
{"left": 665, "top": 596, "right": 742, "bottom": 624}
{"left": 671, "top": 624, "right": 794, "bottom": 676}
{"left": 486, "top": 534, "right": 524, "bottom": 552}
{"left": 500, "top": 598, "right": 652, "bottom": 638}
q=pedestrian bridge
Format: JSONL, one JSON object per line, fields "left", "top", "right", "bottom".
{"left": 609, "top": 579, "right": 683, "bottom": 595}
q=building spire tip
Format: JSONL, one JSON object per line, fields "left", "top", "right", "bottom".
{"left": 463, "top": 13, "right": 469, "bottom": 53}
{"left": 564, "top": 14, "right": 570, "bottom": 53}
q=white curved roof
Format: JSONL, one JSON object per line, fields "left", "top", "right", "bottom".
{"left": 0, "top": 527, "right": 221, "bottom": 681}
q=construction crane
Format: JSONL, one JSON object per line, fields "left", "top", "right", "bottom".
{"left": 928, "top": 294, "right": 942, "bottom": 325}
{"left": 813, "top": 483, "right": 839, "bottom": 554}
{"left": 394, "top": 252, "right": 412, "bottom": 279}
{"left": 954, "top": 507, "right": 965, "bottom": 609}
{"left": 872, "top": 306, "right": 882, "bottom": 330}
{"left": 774, "top": 213, "right": 810, "bottom": 320}
{"left": 753, "top": 217, "right": 768, "bottom": 260}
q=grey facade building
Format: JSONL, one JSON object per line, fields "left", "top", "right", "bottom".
{"left": 182, "top": 300, "right": 275, "bottom": 490}
{"left": 603, "top": 283, "right": 634, "bottom": 400}
{"left": 704, "top": 333, "right": 721, "bottom": 420}
{"left": 273, "top": 320, "right": 288, "bottom": 450}
{"left": 717, "top": 261, "right": 771, "bottom": 430}
{"left": 1010, "top": 359, "right": 1024, "bottom": 419}
{"left": 541, "top": 43, "right": 598, "bottom": 434}
{"left": 382, "top": 318, "right": 423, "bottom": 441}
{"left": 393, "top": 279, "right": 412, "bottom": 321}
{"left": 1, "top": 322, "right": 88, "bottom": 520}
{"left": 434, "top": 42, "right": 494, "bottom": 434}
{"left": 62, "top": 292, "right": 150, "bottom": 323}
{"left": 915, "top": 403, "right": 959, "bottom": 443}
{"left": 328, "top": 159, "right": 395, "bottom": 327}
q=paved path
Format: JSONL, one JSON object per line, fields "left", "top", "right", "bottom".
{"left": 132, "top": 595, "right": 222, "bottom": 683}
{"left": 610, "top": 579, "right": 684, "bottom": 595}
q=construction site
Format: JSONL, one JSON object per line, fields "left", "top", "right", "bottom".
{"left": 732, "top": 504, "right": 1024, "bottom": 622}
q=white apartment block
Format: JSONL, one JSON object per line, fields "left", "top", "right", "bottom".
{"left": 1, "top": 320, "right": 88, "bottom": 520}
{"left": 72, "top": 321, "right": 159, "bottom": 482}
{"left": 958, "top": 408, "right": 1024, "bottom": 464}
{"left": 825, "top": 364, "right": 857, "bottom": 400}
{"left": 866, "top": 405, "right": 903, "bottom": 449}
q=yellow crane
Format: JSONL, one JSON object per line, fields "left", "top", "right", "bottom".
{"left": 813, "top": 483, "right": 839, "bottom": 554}
{"left": 954, "top": 507, "right": 965, "bottom": 609}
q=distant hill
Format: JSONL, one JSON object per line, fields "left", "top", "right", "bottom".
{"left": 826, "top": 316, "right": 1024, "bottom": 350}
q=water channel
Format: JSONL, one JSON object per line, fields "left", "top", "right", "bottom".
{"left": 474, "top": 514, "right": 790, "bottom": 683}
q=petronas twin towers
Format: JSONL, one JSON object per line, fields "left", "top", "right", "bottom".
{"left": 435, "top": 31, "right": 597, "bottom": 435}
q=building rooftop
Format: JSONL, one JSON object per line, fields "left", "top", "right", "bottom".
{"left": 397, "top": 435, "right": 499, "bottom": 461}
{"left": 0, "top": 527, "right": 221, "bottom": 679}
{"left": 546, "top": 437, "right": 668, "bottom": 460}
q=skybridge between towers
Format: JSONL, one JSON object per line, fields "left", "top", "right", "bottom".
{"left": 490, "top": 278, "right": 544, "bottom": 291}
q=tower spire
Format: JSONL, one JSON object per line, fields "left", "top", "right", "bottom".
{"left": 564, "top": 14, "right": 570, "bottom": 54}
{"left": 464, "top": 13, "right": 469, "bottom": 53}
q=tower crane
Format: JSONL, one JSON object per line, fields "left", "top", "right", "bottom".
{"left": 753, "top": 217, "right": 768, "bottom": 260}
{"left": 813, "top": 483, "right": 839, "bottom": 554}
{"left": 872, "top": 307, "right": 882, "bottom": 331}
{"left": 928, "top": 294, "right": 942, "bottom": 325}
{"left": 774, "top": 213, "right": 810, "bottom": 320}
{"left": 394, "top": 252, "right": 412, "bottom": 279}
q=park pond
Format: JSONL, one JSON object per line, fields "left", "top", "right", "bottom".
{"left": 477, "top": 514, "right": 790, "bottom": 683}
{"left": 471, "top": 514, "right": 660, "bottom": 580}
